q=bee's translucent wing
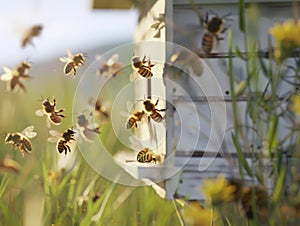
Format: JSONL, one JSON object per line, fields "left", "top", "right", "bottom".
{"left": 129, "top": 71, "right": 140, "bottom": 81}
{"left": 49, "top": 130, "right": 61, "bottom": 137}
{"left": 22, "top": 126, "right": 37, "bottom": 138}
{"left": 47, "top": 137, "right": 59, "bottom": 143}
{"left": 1, "top": 67, "right": 13, "bottom": 81}
{"left": 59, "top": 57, "right": 69, "bottom": 63}
{"left": 46, "top": 118, "right": 51, "bottom": 128}
{"left": 66, "top": 49, "right": 73, "bottom": 58}
{"left": 48, "top": 130, "right": 61, "bottom": 142}
{"left": 88, "top": 122, "right": 99, "bottom": 129}
{"left": 35, "top": 109, "right": 44, "bottom": 117}
{"left": 107, "top": 53, "right": 119, "bottom": 66}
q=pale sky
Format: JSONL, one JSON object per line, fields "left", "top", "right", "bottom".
{"left": 0, "top": 0, "right": 137, "bottom": 65}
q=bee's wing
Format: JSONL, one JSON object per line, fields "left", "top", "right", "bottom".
{"left": 47, "top": 130, "right": 60, "bottom": 143}
{"left": 35, "top": 109, "right": 44, "bottom": 117}
{"left": 22, "top": 126, "right": 37, "bottom": 138}
{"left": 107, "top": 53, "right": 119, "bottom": 66}
{"left": 59, "top": 57, "right": 69, "bottom": 63}
{"left": 21, "top": 125, "right": 34, "bottom": 134}
{"left": 1, "top": 67, "right": 13, "bottom": 81}
{"left": 129, "top": 71, "right": 140, "bottom": 82}
{"left": 66, "top": 49, "right": 73, "bottom": 58}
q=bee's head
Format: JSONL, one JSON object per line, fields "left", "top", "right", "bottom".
{"left": 131, "top": 56, "right": 143, "bottom": 67}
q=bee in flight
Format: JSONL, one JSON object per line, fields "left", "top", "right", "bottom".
{"left": 130, "top": 56, "right": 156, "bottom": 80}
{"left": 97, "top": 53, "right": 123, "bottom": 77}
{"left": 201, "top": 12, "right": 231, "bottom": 54}
{"left": 126, "top": 110, "right": 145, "bottom": 129}
{"left": 4, "top": 126, "right": 37, "bottom": 157}
{"left": 75, "top": 113, "right": 100, "bottom": 142}
{"left": 35, "top": 96, "right": 65, "bottom": 127}
{"left": 21, "top": 24, "right": 43, "bottom": 48}
{"left": 60, "top": 50, "right": 85, "bottom": 77}
{"left": 48, "top": 128, "right": 76, "bottom": 155}
{"left": 0, "top": 61, "right": 32, "bottom": 93}
{"left": 143, "top": 98, "right": 166, "bottom": 123}
{"left": 168, "top": 51, "right": 203, "bottom": 77}
{"left": 89, "top": 98, "right": 109, "bottom": 121}
{"left": 137, "top": 148, "right": 161, "bottom": 164}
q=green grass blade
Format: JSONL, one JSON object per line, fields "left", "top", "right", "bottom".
{"left": 266, "top": 115, "right": 278, "bottom": 154}
{"left": 232, "top": 133, "right": 253, "bottom": 177}
{"left": 0, "top": 175, "right": 8, "bottom": 199}
{"left": 239, "top": 0, "right": 245, "bottom": 32}
{"left": 272, "top": 166, "right": 286, "bottom": 203}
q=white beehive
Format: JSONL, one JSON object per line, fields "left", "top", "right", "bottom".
{"left": 112, "top": 0, "right": 298, "bottom": 200}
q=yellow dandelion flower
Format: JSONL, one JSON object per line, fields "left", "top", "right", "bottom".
{"left": 269, "top": 20, "right": 300, "bottom": 61}
{"left": 270, "top": 20, "right": 300, "bottom": 45}
{"left": 200, "top": 174, "right": 236, "bottom": 206}
{"left": 181, "top": 201, "right": 215, "bottom": 226}
{"left": 289, "top": 95, "right": 300, "bottom": 117}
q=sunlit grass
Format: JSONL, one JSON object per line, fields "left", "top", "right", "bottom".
{"left": 0, "top": 65, "right": 186, "bottom": 226}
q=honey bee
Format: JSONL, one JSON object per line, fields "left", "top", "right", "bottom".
{"left": 168, "top": 51, "right": 203, "bottom": 77}
{"left": 89, "top": 99, "right": 109, "bottom": 121}
{"left": 21, "top": 24, "right": 43, "bottom": 48}
{"left": 4, "top": 126, "right": 37, "bottom": 157}
{"left": 150, "top": 14, "right": 165, "bottom": 38}
{"left": 126, "top": 110, "right": 145, "bottom": 129}
{"left": 97, "top": 53, "right": 123, "bottom": 77}
{"left": 75, "top": 113, "right": 100, "bottom": 142}
{"left": 130, "top": 56, "right": 155, "bottom": 80}
{"left": 1, "top": 61, "right": 32, "bottom": 93}
{"left": 137, "top": 148, "right": 161, "bottom": 164}
{"left": 48, "top": 128, "right": 76, "bottom": 155}
{"left": 60, "top": 50, "right": 85, "bottom": 77}
{"left": 35, "top": 96, "right": 65, "bottom": 127}
{"left": 201, "top": 12, "right": 231, "bottom": 54}
{"left": 143, "top": 98, "right": 166, "bottom": 123}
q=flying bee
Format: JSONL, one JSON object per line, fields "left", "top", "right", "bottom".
{"left": 48, "top": 128, "right": 76, "bottom": 155}
{"left": 150, "top": 14, "right": 165, "bottom": 38}
{"left": 15, "top": 61, "right": 31, "bottom": 75}
{"left": 89, "top": 99, "right": 109, "bottom": 121}
{"left": 35, "top": 96, "right": 66, "bottom": 127}
{"left": 60, "top": 49, "right": 85, "bottom": 77}
{"left": 97, "top": 53, "right": 124, "bottom": 77}
{"left": 143, "top": 98, "right": 166, "bottom": 123}
{"left": 126, "top": 110, "right": 145, "bottom": 129}
{"left": 21, "top": 24, "right": 43, "bottom": 48}
{"left": 168, "top": 51, "right": 203, "bottom": 77}
{"left": 128, "top": 136, "right": 163, "bottom": 164}
{"left": 136, "top": 148, "right": 161, "bottom": 164}
{"left": 1, "top": 61, "right": 32, "bottom": 93}
{"left": 75, "top": 113, "right": 100, "bottom": 142}
{"left": 130, "top": 56, "right": 155, "bottom": 80}
{"left": 4, "top": 126, "right": 37, "bottom": 157}
{"left": 201, "top": 12, "right": 231, "bottom": 54}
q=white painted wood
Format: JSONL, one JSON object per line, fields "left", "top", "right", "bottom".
{"left": 114, "top": 0, "right": 297, "bottom": 201}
